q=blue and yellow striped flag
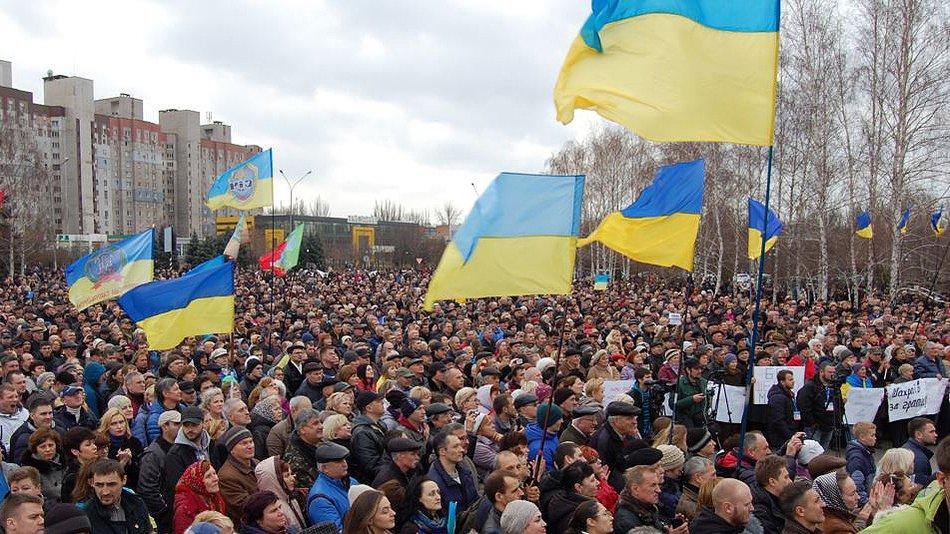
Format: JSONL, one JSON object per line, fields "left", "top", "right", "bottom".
{"left": 206, "top": 149, "right": 273, "bottom": 211}
{"left": 856, "top": 212, "right": 873, "bottom": 239}
{"left": 423, "top": 173, "right": 585, "bottom": 311}
{"left": 65, "top": 229, "right": 154, "bottom": 310}
{"left": 554, "top": 0, "right": 779, "bottom": 145}
{"left": 896, "top": 207, "right": 911, "bottom": 235}
{"left": 748, "top": 199, "right": 783, "bottom": 260}
{"left": 578, "top": 160, "right": 705, "bottom": 271}
{"left": 932, "top": 206, "right": 946, "bottom": 237}
{"left": 118, "top": 261, "right": 235, "bottom": 350}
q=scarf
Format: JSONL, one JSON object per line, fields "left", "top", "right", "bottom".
{"left": 251, "top": 396, "right": 281, "bottom": 424}
{"left": 412, "top": 510, "right": 447, "bottom": 534}
{"left": 176, "top": 461, "right": 227, "bottom": 512}
{"left": 812, "top": 472, "right": 851, "bottom": 515}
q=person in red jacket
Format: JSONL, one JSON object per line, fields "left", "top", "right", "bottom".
{"left": 580, "top": 445, "right": 619, "bottom": 513}
{"left": 173, "top": 460, "right": 228, "bottom": 534}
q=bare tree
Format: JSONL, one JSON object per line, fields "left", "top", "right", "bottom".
{"left": 436, "top": 202, "right": 461, "bottom": 228}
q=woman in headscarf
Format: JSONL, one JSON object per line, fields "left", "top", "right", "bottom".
{"left": 249, "top": 395, "right": 284, "bottom": 461}
{"left": 812, "top": 470, "right": 894, "bottom": 534}
{"left": 82, "top": 361, "right": 106, "bottom": 418}
{"left": 587, "top": 350, "right": 619, "bottom": 380}
{"left": 475, "top": 384, "right": 496, "bottom": 415}
{"left": 255, "top": 456, "right": 309, "bottom": 532}
{"left": 174, "top": 460, "right": 228, "bottom": 534}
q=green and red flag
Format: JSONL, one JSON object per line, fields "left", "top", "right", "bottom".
{"left": 258, "top": 224, "right": 304, "bottom": 276}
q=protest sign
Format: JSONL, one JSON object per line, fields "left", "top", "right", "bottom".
{"left": 709, "top": 382, "right": 746, "bottom": 423}
{"left": 886, "top": 378, "right": 948, "bottom": 422}
{"left": 752, "top": 366, "right": 805, "bottom": 405}
{"left": 844, "top": 387, "right": 884, "bottom": 424}
{"left": 602, "top": 380, "right": 634, "bottom": 403}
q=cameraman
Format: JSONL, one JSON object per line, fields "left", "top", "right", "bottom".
{"left": 628, "top": 367, "right": 661, "bottom": 438}
{"left": 674, "top": 358, "right": 708, "bottom": 429}
{"left": 796, "top": 361, "right": 842, "bottom": 449}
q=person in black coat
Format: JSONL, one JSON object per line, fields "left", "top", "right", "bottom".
{"left": 97, "top": 407, "right": 144, "bottom": 490}
{"left": 795, "top": 363, "right": 842, "bottom": 449}
{"left": 766, "top": 371, "right": 798, "bottom": 448}
{"left": 248, "top": 396, "right": 283, "bottom": 461}
{"left": 546, "top": 462, "right": 598, "bottom": 534}
{"left": 281, "top": 343, "right": 308, "bottom": 396}
{"left": 83, "top": 459, "right": 151, "bottom": 534}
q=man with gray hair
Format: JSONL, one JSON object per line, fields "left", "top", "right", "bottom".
{"left": 223, "top": 398, "right": 251, "bottom": 428}
{"left": 677, "top": 456, "right": 714, "bottom": 520}
{"left": 267, "top": 395, "right": 312, "bottom": 457}
{"left": 284, "top": 407, "right": 323, "bottom": 489}
{"left": 914, "top": 341, "right": 945, "bottom": 379}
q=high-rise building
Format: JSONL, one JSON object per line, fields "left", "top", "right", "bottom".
{"left": 0, "top": 59, "right": 261, "bottom": 238}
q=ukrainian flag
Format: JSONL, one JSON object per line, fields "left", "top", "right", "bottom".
{"left": 554, "top": 0, "right": 780, "bottom": 146}
{"left": 423, "top": 173, "right": 585, "bottom": 311}
{"left": 578, "top": 159, "right": 704, "bottom": 271}
{"left": 206, "top": 149, "right": 273, "bottom": 211}
{"left": 118, "top": 261, "right": 235, "bottom": 351}
{"left": 65, "top": 229, "right": 154, "bottom": 311}
{"left": 896, "top": 207, "right": 911, "bottom": 235}
{"left": 748, "top": 199, "right": 783, "bottom": 260}
{"left": 932, "top": 206, "right": 946, "bottom": 237}
{"left": 856, "top": 212, "right": 874, "bottom": 239}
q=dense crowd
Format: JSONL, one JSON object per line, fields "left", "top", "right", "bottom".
{"left": 0, "top": 267, "right": 947, "bottom": 534}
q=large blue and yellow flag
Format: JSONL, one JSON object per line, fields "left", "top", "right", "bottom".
{"left": 423, "top": 173, "right": 585, "bottom": 311}
{"left": 118, "top": 261, "right": 235, "bottom": 350}
{"left": 856, "top": 212, "right": 874, "bottom": 239}
{"left": 932, "top": 206, "right": 946, "bottom": 237}
{"left": 578, "top": 159, "right": 705, "bottom": 271}
{"left": 554, "top": 1, "right": 779, "bottom": 145}
{"left": 748, "top": 199, "right": 783, "bottom": 260}
{"left": 65, "top": 229, "right": 154, "bottom": 311}
{"left": 206, "top": 149, "right": 273, "bottom": 211}
{"left": 896, "top": 207, "right": 911, "bottom": 235}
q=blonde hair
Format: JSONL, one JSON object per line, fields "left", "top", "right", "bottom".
{"left": 192, "top": 510, "right": 234, "bottom": 530}
{"left": 201, "top": 387, "right": 224, "bottom": 411}
{"left": 248, "top": 376, "right": 276, "bottom": 410}
{"left": 323, "top": 414, "right": 351, "bottom": 440}
{"left": 455, "top": 387, "right": 477, "bottom": 410}
{"left": 584, "top": 378, "right": 605, "bottom": 397}
{"left": 877, "top": 448, "right": 914, "bottom": 476}
{"left": 410, "top": 386, "right": 431, "bottom": 401}
{"left": 207, "top": 418, "right": 229, "bottom": 440}
{"left": 898, "top": 363, "right": 914, "bottom": 377}
{"left": 326, "top": 392, "right": 351, "bottom": 413}
{"left": 97, "top": 407, "right": 131, "bottom": 437}
{"left": 853, "top": 421, "right": 876, "bottom": 440}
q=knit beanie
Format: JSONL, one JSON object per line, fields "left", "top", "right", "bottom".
{"left": 536, "top": 403, "right": 563, "bottom": 429}
{"left": 500, "top": 500, "right": 541, "bottom": 534}
{"left": 42, "top": 503, "right": 92, "bottom": 534}
{"left": 400, "top": 397, "right": 423, "bottom": 419}
{"left": 349, "top": 484, "right": 374, "bottom": 506}
{"left": 686, "top": 428, "right": 713, "bottom": 454}
{"left": 35, "top": 371, "right": 55, "bottom": 389}
{"left": 797, "top": 439, "right": 824, "bottom": 466}
{"left": 657, "top": 444, "right": 685, "bottom": 471}
{"left": 220, "top": 426, "right": 253, "bottom": 451}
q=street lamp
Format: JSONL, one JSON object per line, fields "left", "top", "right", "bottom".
{"left": 278, "top": 169, "right": 312, "bottom": 229}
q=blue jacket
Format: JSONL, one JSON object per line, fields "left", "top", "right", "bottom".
{"left": 912, "top": 355, "right": 943, "bottom": 379}
{"left": 903, "top": 438, "right": 935, "bottom": 487}
{"left": 525, "top": 423, "right": 559, "bottom": 472}
{"left": 307, "top": 473, "right": 355, "bottom": 530}
{"left": 132, "top": 401, "right": 184, "bottom": 446}
{"left": 845, "top": 439, "right": 875, "bottom": 506}
{"left": 427, "top": 458, "right": 479, "bottom": 515}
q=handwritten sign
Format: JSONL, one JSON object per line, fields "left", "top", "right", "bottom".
{"left": 752, "top": 366, "right": 806, "bottom": 405}
{"left": 603, "top": 380, "right": 634, "bottom": 403}
{"left": 844, "top": 388, "right": 885, "bottom": 424}
{"left": 885, "top": 378, "right": 948, "bottom": 422}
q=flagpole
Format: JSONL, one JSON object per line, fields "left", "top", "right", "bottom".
{"left": 737, "top": 145, "right": 775, "bottom": 456}
{"left": 269, "top": 180, "right": 277, "bottom": 358}
{"left": 531, "top": 314, "right": 567, "bottom": 483}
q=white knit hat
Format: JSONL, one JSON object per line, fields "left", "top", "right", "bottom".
{"left": 500, "top": 500, "right": 541, "bottom": 534}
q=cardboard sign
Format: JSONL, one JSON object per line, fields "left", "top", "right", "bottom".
{"left": 752, "top": 366, "right": 806, "bottom": 405}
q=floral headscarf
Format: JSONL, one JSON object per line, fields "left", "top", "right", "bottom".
{"left": 176, "top": 460, "right": 227, "bottom": 512}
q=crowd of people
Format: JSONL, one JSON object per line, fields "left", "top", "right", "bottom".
{"left": 0, "top": 267, "right": 947, "bottom": 534}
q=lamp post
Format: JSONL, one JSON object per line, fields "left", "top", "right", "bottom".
{"left": 278, "top": 169, "right": 312, "bottom": 229}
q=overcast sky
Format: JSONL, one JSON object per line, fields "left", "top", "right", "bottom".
{"left": 1, "top": 0, "right": 606, "bottom": 218}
